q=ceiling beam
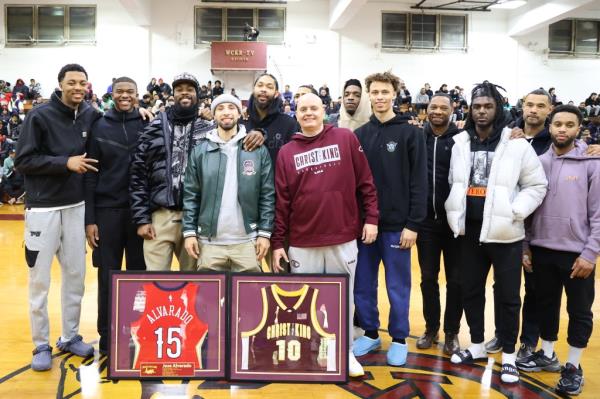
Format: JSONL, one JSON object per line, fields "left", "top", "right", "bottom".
{"left": 119, "top": 0, "right": 151, "bottom": 27}
{"left": 329, "top": 0, "right": 368, "bottom": 30}
{"left": 508, "top": 0, "right": 595, "bottom": 37}
{"left": 411, "top": 0, "right": 499, "bottom": 11}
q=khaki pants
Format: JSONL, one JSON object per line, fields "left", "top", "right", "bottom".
{"left": 198, "top": 240, "right": 262, "bottom": 273}
{"left": 143, "top": 208, "right": 195, "bottom": 271}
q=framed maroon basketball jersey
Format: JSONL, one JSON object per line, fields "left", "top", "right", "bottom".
{"left": 241, "top": 284, "right": 337, "bottom": 372}
{"left": 230, "top": 274, "right": 349, "bottom": 383}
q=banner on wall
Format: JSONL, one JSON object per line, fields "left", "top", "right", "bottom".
{"left": 211, "top": 41, "right": 268, "bottom": 71}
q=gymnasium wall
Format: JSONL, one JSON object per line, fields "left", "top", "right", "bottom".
{"left": 0, "top": 0, "right": 599, "bottom": 103}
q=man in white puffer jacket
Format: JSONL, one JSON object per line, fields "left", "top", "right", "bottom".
{"left": 445, "top": 81, "right": 547, "bottom": 385}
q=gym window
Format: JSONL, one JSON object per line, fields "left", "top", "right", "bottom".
{"left": 195, "top": 7, "right": 286, "bottom": 46}
{"left": 549, "top": 18, "right": 600, "bottom": 56}
{"left": 5, "top": 5, "right": 96, "bottom": 46}
{"left": 381, "top": 12, "right": 467, "bottom": 51}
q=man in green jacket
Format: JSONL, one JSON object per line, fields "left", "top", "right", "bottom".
{"left": 182, "top": 94, "right": 274, "bottom": 272}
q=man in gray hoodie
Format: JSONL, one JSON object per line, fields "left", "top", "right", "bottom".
{"left": 517, "top": 105, "right": 600, "bottom": 396}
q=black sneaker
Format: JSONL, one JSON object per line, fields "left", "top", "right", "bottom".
{"left": 484, "top": 336, "right": 502, "bottom": 354}
{"left": 516, "top": 343, "right": 534, "bottom": 362}
{"left": 516, "top": 349, "right": 560, "bottom": 372}
{"left": 556, "top": 363, "right": 584, "bottom": 396}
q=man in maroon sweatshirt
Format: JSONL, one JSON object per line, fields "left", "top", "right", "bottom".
{"left": 271, "top": 93, "right": 379, "bottom": 377}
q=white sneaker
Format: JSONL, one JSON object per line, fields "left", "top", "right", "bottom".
{"left": 349, "top": 352, "right": 364, "bottom": 377}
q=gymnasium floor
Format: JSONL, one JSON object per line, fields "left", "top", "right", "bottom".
{"left": 0, "top": 203, "right": 598, "bottom": 399}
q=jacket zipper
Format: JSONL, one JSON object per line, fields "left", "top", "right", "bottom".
{"left": 121, "top": 112, "right": 129, "bottom": 143}
{"left": 209, "top": 151, "right": 223, "bottom": 241}
{"left": 433, "top": 136, "right": 438, "bottom": 220}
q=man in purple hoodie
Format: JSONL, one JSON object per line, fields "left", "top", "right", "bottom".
{"left": 517, "top": 105, "right": 600, "bottom": 396}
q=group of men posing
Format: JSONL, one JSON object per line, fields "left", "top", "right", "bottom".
{"left": 15, "top": 63, "right": 599, "bottom": 396}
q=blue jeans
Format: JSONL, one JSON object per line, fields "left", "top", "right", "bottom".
{"left": 354, "top": 231, "right": 411, "bottom": 339}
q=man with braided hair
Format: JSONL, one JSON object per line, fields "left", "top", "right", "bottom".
{"left": 445, "top": 81, "right": 547, "bottom": 384}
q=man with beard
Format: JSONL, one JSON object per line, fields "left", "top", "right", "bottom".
{"left": 131, "top": 73, "right": 263, "bottom": 271}
{"left": 182, "top": 94, "right": 274, "bottom": 271}
{"left": 352, "top": 71, "right": 427, "bottom": 367}
{"left": 446, "top": 81, "right": 547, "bottom": 384}
{"left": 484, "top": 89, "right": 600, "bottom": 359}
{"left": 484, "top": 89, "right": 554, "bottom": 357}
{"left": 242, "top": 73, "right": 299, "bottom": 162}
{"left": 415, "top": 94, "right": 462, "bottom": 355}
{"left": 16, "top": 63, "right": 101, "bottom": 370}
{"left": 517, "top": 105, "right": 599, "bottom": 396}
{"left": 84, "top": 76, "right": 147, "bottom": 354}
{"left": 271, "top": 93, "right": 379, "bottom": 377}
{"left": 328, "top": 79, "right": 371, "bottom": 132}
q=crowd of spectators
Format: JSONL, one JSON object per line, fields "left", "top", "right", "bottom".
{"left": 1, "top": 75, "right": 599, "bottom": 206}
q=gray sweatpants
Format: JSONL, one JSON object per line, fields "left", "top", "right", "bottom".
{"left": 24, "top": 204, "right": 86, "bottom": 347}
{"left": 288, "top": 240, "right": 358, "bottom": 350}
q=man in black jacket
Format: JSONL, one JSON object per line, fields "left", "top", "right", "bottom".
{"left": 353, "top": 71, "right": 427, "bottom": 367}
{"left": 16, "top": 64, "right": 100, "bottom": 371}
{"left": 130, "top": 73, "right": 212, "bottom": 272}
{"left": 130, "top": 73, "right": 264, "bottom": 271}
{"left": 415, "top": 93, "right": 463, "bottom": 355}
{"left": 84, "top": 76, "right": 147, "bottom": 354}
{"left": 242, "top": 73, "right": 299, "bottom": 162}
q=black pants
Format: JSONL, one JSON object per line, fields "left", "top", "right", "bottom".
{"left": 493, "top": 268, "right": 540, "bottom": 347}
{"left": 93, "top": 208, "right": 146, "bottom": 351}
{"left": 460, "top": 222, "right": 522, "bottom": 354}
{"left": 532, "top": 246, "right": 595, "bottom": 349}
{"left": 416, "top": 218, "right": 462, "bottom": 334}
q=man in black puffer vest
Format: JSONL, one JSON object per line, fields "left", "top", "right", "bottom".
{"left": 130, "top": 73, "right": 264, "bottom": 272}
{"left": 130, "top": 73, "right": 213, "bottom": 272}
{"left": 84, "top": 76, "right": 147, "bottom": 354}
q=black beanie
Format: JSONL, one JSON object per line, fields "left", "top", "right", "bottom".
{"left": 343, "top": 79, "right": 362, "bottom": 91}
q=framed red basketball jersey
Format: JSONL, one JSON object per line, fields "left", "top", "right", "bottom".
{"left": 108, "top": 272, "right": 227, "bottom": 380}
{"left": 230, "top": 274, "right": 349, "bottom": 383}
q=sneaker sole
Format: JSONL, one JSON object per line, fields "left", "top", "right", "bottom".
{"left": 416, "top": 341, "right": 438, "bottom": 350}
{"left": 32, "top": 364, "right": 52, "bottom": 371}
{"left": 485, "top": 347, "right": 502, "bottom": 354}
{"left": 451, "top": 356, "right": 487, "bottom": 365}
{"left": 556, "top": 378, "right": 584, "bottom": 396}
{"left": 68, "top": 349, "right": 95, "bottom": 357}
{"left": 353, "top": 345, "right": 381, "bottom": 357}
{"left": 387, "top": 359, "right": 407, "bottom": 367}
{"left": 517, "top": 364, "right": 561, "bottom": 373}
{"left": 349, "top": 371, "right": 365, "bottom": 378}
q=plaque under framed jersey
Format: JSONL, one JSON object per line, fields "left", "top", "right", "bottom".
{"left": 107, "top": 272, "right": 227, "bottom": 380}
{"left": 229, "top": 274, "right": 348, "bottom": 383}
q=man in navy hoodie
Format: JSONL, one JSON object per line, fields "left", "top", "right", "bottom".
{"left": 352, "top": 71, "right": 427, "bottom": 367}
{"left": 84, "top": 76, "right": 147, "bottom": 354}
{"left": 271, "top": 93, "right": 379, "bottom": 377}
{"left": 16, "top": 64, "right": 101, "bottom": 371}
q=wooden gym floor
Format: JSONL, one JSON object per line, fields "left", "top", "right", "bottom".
{"left": 0, "top": 203, "right": 598, "bottom": 399}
